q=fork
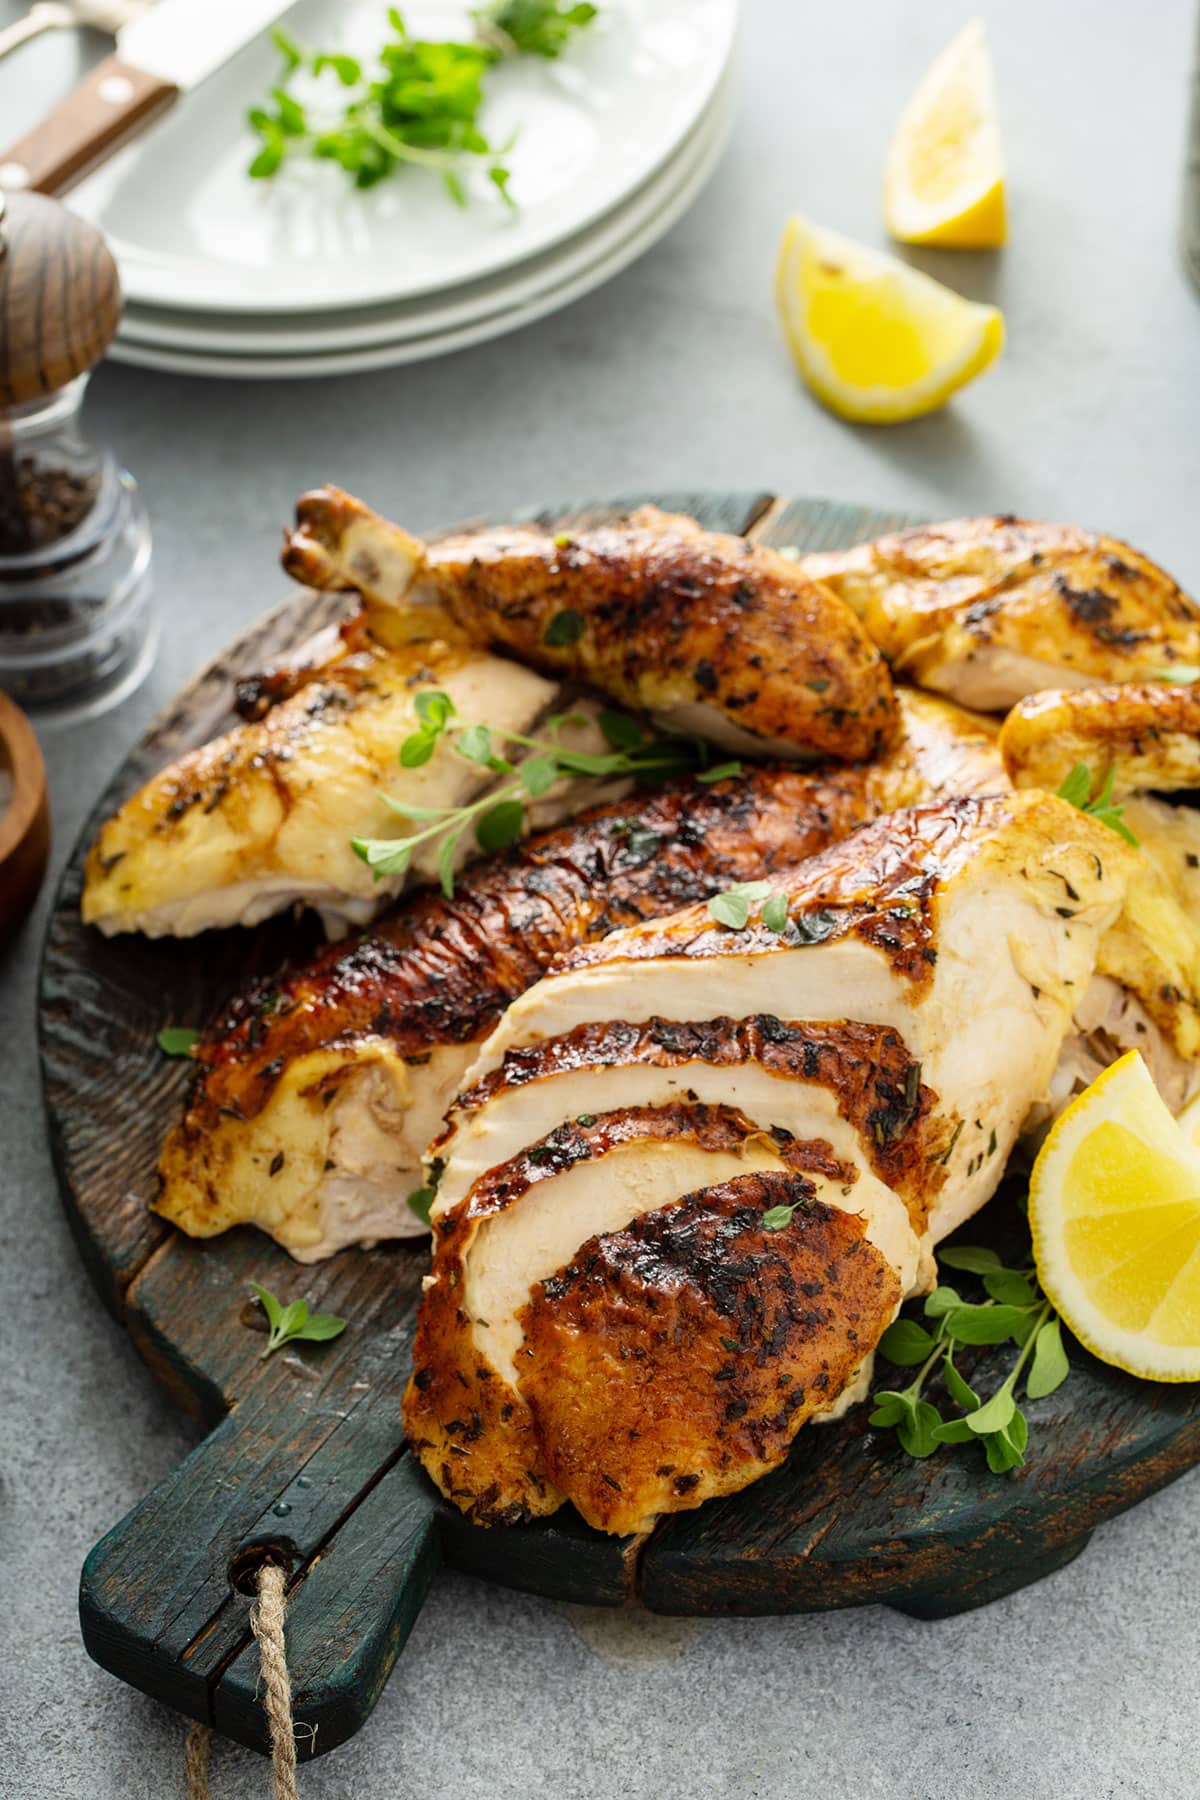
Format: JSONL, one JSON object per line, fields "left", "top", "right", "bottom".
{"left": 0, "top": 0, "right": 153, "bottom": 64}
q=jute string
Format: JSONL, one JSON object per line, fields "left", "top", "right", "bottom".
{"left": 184, "top": 1561, "right": 300, "bottom": 1800}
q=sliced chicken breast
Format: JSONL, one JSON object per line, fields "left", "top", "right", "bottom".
{"left": 459, "top": 793, "right": 1132, "bottom": 1242}
{"left": 519, "top": 1172, "right": 900, "bottom": 1534}
{"left": 430, "top": 1015, "right": 942, "bottom": 1242}
{"left": 405, "top": 794, "right": 1130, "bottom": 1533}
{"left": 155, "top": 694, "right": 1005, "bottom": 1259}
{"left": 803, "top": 516, "right": 1200, "bottom": 710}
{"left": 283, "top": 488, "right": 900, "bottom": 762}
{"left": 403, "top": 1103, "right": 901, "bottom": 1528}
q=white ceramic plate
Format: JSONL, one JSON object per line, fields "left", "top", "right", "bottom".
{"left": 116, "top": 65, "right": 733, "bottom": 355}
{"left": 71, "top": 0, "right": 736, "bottom": 316}
{"left": 108, "top": 73, "right": 732, "bottom": 379}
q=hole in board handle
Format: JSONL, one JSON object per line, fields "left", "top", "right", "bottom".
{"left": 229, "top": 1540, "right": 295, "bottom": 1597}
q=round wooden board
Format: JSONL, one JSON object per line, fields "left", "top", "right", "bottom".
{"left": 41, "top": 491, "right": 1200, "bottom": 1761}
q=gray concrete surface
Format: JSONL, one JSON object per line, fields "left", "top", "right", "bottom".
{"left": 3, "top": 1, "right": 1200, "bottom": 1794}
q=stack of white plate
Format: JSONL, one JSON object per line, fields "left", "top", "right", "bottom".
{"left": 66, "top": 0, "right": 737, "bottom": 379}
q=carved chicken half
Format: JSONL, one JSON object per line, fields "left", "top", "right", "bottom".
{"left": 154, "top": 693, "right": 1005, "bottom": 1259}
{"left": 803, "top": 516, "right": 1200, "bottom": 711}
{"left": 403, "top": 793, "right": 1132, "bottom": 1534}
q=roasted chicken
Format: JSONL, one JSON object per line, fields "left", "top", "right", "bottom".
{"left": 405, "top": 793, "right": 1131, "bottom": 1533}
{"left": 283, "top": 488, "right": 900, "bottom": 762}
{"left": 84, "top": 493, "right": 1200, "bottom": 1541}
{"left": 154, "top": 692, "right": 1005, "bottom": 1259}
{"left": 804, "top": 517, "right": 1200, "bottom": 710}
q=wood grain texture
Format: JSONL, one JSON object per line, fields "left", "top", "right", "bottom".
{"left": 0, "top": 54, "right": 177, "bottom": 198}
{"left": 47, "top": 492, "right": 1200, "bottom": 1761}
{"left": 0, "top": 191, "right": 122, "bottom": 404}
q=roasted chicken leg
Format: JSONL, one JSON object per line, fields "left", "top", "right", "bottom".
{"left": 283, "top": 488, "right": 900, "bottom": 763}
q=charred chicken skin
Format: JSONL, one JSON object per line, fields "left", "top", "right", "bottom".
{"left": 804, "top": 516, "right": 1200, "bottom": 711}
{"left": 999, "top": 681, "right": 1200, "bottom": 797}
{"left": 283, "top": 488, "right": 900, "bottom": 763}
{"left": 519, "top": 1173, "right": 900, "bottom": 1536}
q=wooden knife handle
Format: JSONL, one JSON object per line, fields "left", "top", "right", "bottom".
{"left": 0, "top": 53, "right": 178, "bottom": 197}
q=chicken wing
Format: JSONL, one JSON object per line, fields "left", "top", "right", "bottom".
{"left": 82, "top": 637, "right": 575, "bottom": 938}
{"left": 405, "top": 792, "right": 1131, "bottom": 1531}
{"left": 1000, "top": 682, "right": 1200, "bottom": 796}
{"left": 283, "top": 488, "right": 900, "bottom": 762}
{"left": 804, "top": 517, "right": 1200, "bottom": 710}
{"left": 155, "top": 692, "right": 1005, "bottom": 1259}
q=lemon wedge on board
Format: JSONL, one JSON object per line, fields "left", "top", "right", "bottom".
{"left": 1029, "top": 1051, "right": 1200, "bottom": 1382}
{"left": 884, "top": 19, "right": 1006, "bottom": 248}
{"left": 774, "top": 215, "right": 1004, "bottom": 424}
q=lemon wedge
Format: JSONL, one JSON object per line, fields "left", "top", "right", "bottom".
{"left": 884, "top": 19, "right": 1006, "bottom": 248}
{"left": 1029, "top": 1051, "right": 1200, "bottom": 1382}
{"left": 774, "top": 215, "right": 1004, "bottom": 424}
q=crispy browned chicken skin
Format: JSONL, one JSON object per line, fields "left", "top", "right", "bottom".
{"left": 804, "top": 516, "right": 1200, "bottom": 711}
{"left": 1000, "top": 682, "right": 1200, "bottom": 796}
{"left": 519, "top": 1172, "right": 899, "bottom": 1535}
{"left": 283, "top": 488, "right": 900, "bottom": 763}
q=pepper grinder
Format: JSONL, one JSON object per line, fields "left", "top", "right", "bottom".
{"left": 0, "top": 189, "right": 154, "bottom": 720}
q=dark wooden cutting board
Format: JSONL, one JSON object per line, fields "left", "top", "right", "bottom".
{"left": 40, "top": 491, "right": 1200, "bottom": 1762}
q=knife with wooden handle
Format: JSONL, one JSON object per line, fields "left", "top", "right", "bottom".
{"left": 0, "top": 0, "right": 297, "bottom": 197}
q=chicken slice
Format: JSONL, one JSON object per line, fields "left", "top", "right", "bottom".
{"left": 430, "top": 1015, "right": 942, "bottom": 1241}
{"left": 403, "top": 1102, "right": 902, "bottom": 1528}
{"left": 460, "top": 792, "right": 1132, "bottom": 1243}
{"left": 518, "top": 1173, "right": 900, "bottom": 1535}
{"left": 803, "top": 516, "right": 1200, "bottom": 710}
{"left": 83, "top": 639, "right": 567, "bottom": 938}
{"left": 155, "top": 693, "right": 1004, "bottom": 1259}
{"left": 1000, "top": 682, "right": 1200, "bottom": 797}
{"left": 283, "top": 488, "right": 900, "bottom": 762}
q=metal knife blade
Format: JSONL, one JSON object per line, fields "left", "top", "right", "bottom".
{"left": 0, "top": 0, "right": 297, "bottom": 196}
{"left": 114, "top": 0, "right": 296, "bottom": 93}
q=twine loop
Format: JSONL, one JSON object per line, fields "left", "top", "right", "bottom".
{"left": 184, "top": 1560, "right": 300, "bottom": 1800}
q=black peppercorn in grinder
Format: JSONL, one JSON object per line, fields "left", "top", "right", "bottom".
{"left": 0, "top": 189, "right": 154, "bottom": 720}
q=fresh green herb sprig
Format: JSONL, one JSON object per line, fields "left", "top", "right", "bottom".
{"left": 350, "top": 689, "right": 740, "bottom": 897}
{"left": 406, "top": 1185, "right": 436, "bottom": 1225}
{"left": 1057, "top": 762, "right": 1138, "bottom": 847}
{"left": 158, "top": 1027, "right": 200, "bottom": 1057}
{"left": 867, "top": 1243, "right": 1069, "bottom": 1473}
{"left": 250, "top": 1283, "right": 347, "bottom": 1360}
{"left": 707, "top": 881, "right": 789, "bottom": 934}
{"left": 248, "top": 3, "right": 598, "bottom": 203}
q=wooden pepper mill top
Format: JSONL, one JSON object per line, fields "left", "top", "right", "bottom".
{"left": 0, "top": 189, "right": 122, "bottom": 409}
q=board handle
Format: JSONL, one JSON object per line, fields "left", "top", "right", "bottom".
{"left": 79, "top": 1398, "right": 441, "bottom": 1760}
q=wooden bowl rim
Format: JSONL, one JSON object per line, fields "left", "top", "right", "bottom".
{"left": 0, "top": 687, "right": 49, "bottom": 872}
